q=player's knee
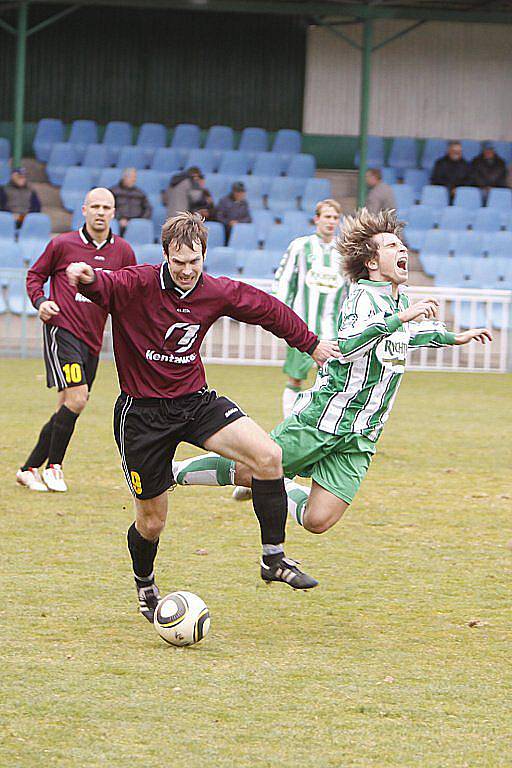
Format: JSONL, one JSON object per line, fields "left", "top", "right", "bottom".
{"left": 252, "top": 442, "right": 282, "bottom": 477}
{"left": 138, "top": 515, "right": 164, "bottom": 541}
{"left": 66, "top": 389, "right": 88, "bottom": 413}
{"left": 304, "top": 518, "right": 332, "bottom": 534}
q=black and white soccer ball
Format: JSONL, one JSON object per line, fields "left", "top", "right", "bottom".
{"left": 153, "top": 591, "right": 210, "bottom": 646}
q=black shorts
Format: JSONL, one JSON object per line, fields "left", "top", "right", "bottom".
{"left": 43, "top": 325, "right": 99, "bottom": 392}
{"left": 113, "top": 388, "right": 246, "bottom": 500}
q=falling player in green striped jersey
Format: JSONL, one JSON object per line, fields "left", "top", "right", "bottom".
{"left": 274, "top": 198, "right": 349, "bottom": 419}
{"left": 173, "top": 209, "right": 491, "bottom": 539}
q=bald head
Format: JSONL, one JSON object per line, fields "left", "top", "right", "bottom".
{"left": 82, "top": 187, "right": 115, "bottom": 239}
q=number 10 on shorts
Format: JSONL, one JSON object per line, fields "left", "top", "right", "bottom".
{"left": 62, "top": 362, "right": 83, "bottom": 384}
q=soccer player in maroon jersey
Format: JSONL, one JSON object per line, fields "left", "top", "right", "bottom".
{"left": 17, "top": 188, "right": 136, "bottom": 493}
{"left": 66, "top": 212, "right": 340, "bottom": 620}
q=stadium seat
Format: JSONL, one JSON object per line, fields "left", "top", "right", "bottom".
{"left": 354, "top": 135, "right": 385, "bottom": 168}
{"left": 235, "top": 174, "right": 265, "bottom": 208}
{"left": 453, "top": 187, "right": 482, "bottom": 210}
{"left": 61, "top": 167, "right": 96, "bottom": 211}
{"left": 0, "top": 241, "right": 24, "bottom": 268}
{"left": 239, "top": 249, "right": 276, "bottom": 279}
{"left": 205, "top": 126, "right": 234, "bottom": 153}
{"left": 0, "top": 137, "right": 10, "bottom": 160}
{"left": 6, "top": 278, "right": 38, "bottom": 315}
{"left": 264, "top": 225, "right": 296, "bottom": 251}
{"left": 18, "top": 213, "right": 52, "bottom": 241}
{"left": 420, "top": 185, "right": 449, "bottom": 208}
{"left": 491, "top": 141, "right": 512, "bottom": 165}
{"left": 46, "top": 143, "right": 79, "bottom": 186}
{"left": 381, "top": 167, "right": 398, "bottom": 185}
{"left": 185, "top": 149, "right": 218, "bottom": 174}
{"left": 0, "top": 211, "right": 16, "bottom": 240}
{"left": 203, "top": 173, "right": 232, "bottom": 204}
{"left": 300, "top": 178, "right": 332, "bottom": 213}
{"left": 391, "top": 184, "right": 415, "bottom": 210}
{"left": 434, "top": 259, "right": 468, "bottom": 287}
{"left": 460, "top": 139, "right": 481, "bottom": 161}
{"left": 102, "top": 121, "right": 133, "bottom": 164}
{"left": 116, "top": 146, "right": 149, "bottom": 170}
{"left": 33, "top": 118, "right": 64, "bottom": 162}
{"left": 152, "top": 203, "right": 166, "bottom": 240}
{"left": 171, "top": 123, "right": 201, "bottom": 166}
{"left": 420, "top": 138, "right": 447, "bottom": 171}
{"left": 452, "top": 231, "right": 484, "bottom": 257}
{"left": 19, "top": 237, "right": 49, "bottom": 265}
{"left": 81, "top": 143, "right": 109, "bottom": 173}
{"left": 228, "top": 223, "right": 258, "bottom": 250}
{"left": 403, "top": 168, "right": 429, "bottom": 200}
{"left": 487, "top": 188, "right": 512, "bottom": 211}
{"left": 205, "top": 221, "right": 225, "bottom": 250}
{"left": 123, "top": 218, "right": 155, "bottom": 245}
{"left": 98, "top": 167, "right": 123, "bottom": 189}
{"left": 251, "top": 210, "right": 275, "bottom": 243}
{"left": 151, "top": 147, "right": 183, "bottom": 174}
{"left": 388, "top": 137, "right": 418, "bottom": 170}
{"left": 267, "top": 177, "right": 299, "bottom": 214}
{"left": 272, "top": 129, "right": 301, "bottom": 157}
{"left": 418, "top": 253, "right": 442, "bottom": 278}
{"left": 0, "top": 160, "right": 10, "bottom": 185}
{"left": 217, "top": 151, "right": 252, "bottom": 177}
{"left": 137, "top": 123, "right": 167, "bottom": 149}
{"left": 253, "top": 153, "right": 285, "bottom": 178}
{"left": 483, "top": 231, "right": 512, "bottom": 257}
{"left": 239, "top": 127, "right": 268, "bottom": 155}
{"left": 403, "top": 206, "right": 438, "bottom": 251}
{"left": 282, "top": 210, "right": 313, "bottom": 232}
{"left": 421, "top": 229, "right": 454, "bottom": 256}
{"left": 68, "top": 120, "right": 98, "bottom": 162}
{"left": 135, "top": 243, "right": 163, "bottom": 265}
{"left": 438, "top": 207, "right": 473, "bottom": 231}
{"left": 286, "top": 154, "right": 316, "bottom": 178}
{"left": 467, "top": 257, "right": 501, "bottom": 286}
{"left": 206, "top": 246, "right": 238, "bottom": 277}
{"left": 473, "top": 207, "right": 503, "bottom": 232}
{"left": 136, "top": 169, "right": 166, "bottom": 196}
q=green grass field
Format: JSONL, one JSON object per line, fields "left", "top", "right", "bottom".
{"left": 1, "top": 359, "right": 511, "bottom": 768}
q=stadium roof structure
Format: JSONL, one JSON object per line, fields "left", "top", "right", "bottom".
{"left": 2, "top": 0, "right": 512, "bottom": 199}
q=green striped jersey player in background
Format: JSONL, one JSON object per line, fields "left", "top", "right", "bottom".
{"left": 173, "top": 208, "right": 491, "bottom": 549}
{"left": 273, "top": 198, "right": 349, "bottom": 419}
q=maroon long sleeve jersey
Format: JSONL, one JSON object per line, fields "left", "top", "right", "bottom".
{"left": 26, "top": 228, "right": 136, "bottom": 355}
{"left": 78, "top": 261, "right": 319, "bottom": 399}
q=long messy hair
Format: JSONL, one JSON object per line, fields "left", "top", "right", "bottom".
{"left": 337, "top": 208, "right": 404, "bottom": 282}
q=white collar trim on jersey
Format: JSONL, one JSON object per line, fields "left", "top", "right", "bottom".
{"left": 357, "top": 279, "right": 407, "bottom": 297}
{"left": 79, "top": 225, "right": 114, "bottom": 250}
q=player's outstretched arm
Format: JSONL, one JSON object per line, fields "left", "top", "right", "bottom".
{"left": 66, "top": 262, "right": 96, "bottom": 286}
{"left": 453, "top": 328, "right": 493, "bottom": 345}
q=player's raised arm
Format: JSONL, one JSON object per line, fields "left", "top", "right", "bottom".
{"left": 66, "top": 261, "right": 142, "bottom": 313}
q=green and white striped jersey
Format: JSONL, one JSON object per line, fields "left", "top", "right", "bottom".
{"left": 272, "top": 233, "right": 349, "bottom": 338}
{"left": 292, "top": 279, "right": 457, "bottom": 441}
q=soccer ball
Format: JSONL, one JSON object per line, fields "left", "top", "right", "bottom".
{"left": 153, "top": 591, "right": 210, "bottom": 646}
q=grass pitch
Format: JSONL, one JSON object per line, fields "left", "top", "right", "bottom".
{"left": 1, "top": 359, "right": 511, "bottom": 768}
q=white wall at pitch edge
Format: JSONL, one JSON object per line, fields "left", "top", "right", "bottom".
{"left": 303, "top": 21, "right": 512, "bottom": 140}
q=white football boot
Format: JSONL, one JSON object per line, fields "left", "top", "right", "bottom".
{"left": 42, "top": 464, "right": 68, "bottom": 492}
{"left": 16, "top": 467, "right": 48, "bottom": 492}
{"left": 232, "top": 486, "right": 252, "bottom": 501}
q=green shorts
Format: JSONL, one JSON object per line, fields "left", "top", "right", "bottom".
{"left": 283, "top": 346, "right": 314, "bottom": 381}
{"left": 270, "top": 415, "right": 375, "bottom": 504}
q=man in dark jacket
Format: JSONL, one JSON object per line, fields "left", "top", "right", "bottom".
{"left": 0, "top": 167, "right": 41, "bottom": 227}
{"left": 216, "top": 181, "right": 252, "bottom": 237}
{"left": 110, "top": 168, "right": 152, "bottom": 235}
{"left": 471, "top": 142, "right": 507, "bottom": 198}
{"left": 430, "top": 141, "right": 471, "bottom": 199}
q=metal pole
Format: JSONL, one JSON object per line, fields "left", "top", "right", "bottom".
{"left": 13, "top": 2, "right": 28, "bottom": 168}
{"left": 357, "top": 18, "right": 373, "bottom": 208}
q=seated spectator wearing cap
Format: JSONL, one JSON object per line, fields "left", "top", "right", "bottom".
{"left": 216, "top": 181, "right": 252, "bottom": 238}
{"left": 430, "top": 141, "right": 471, "bottom": 200}
{"left": 365, "top": 168, "right": 396, "bottom": 214}
{"left": 0, "top": 167, "right": 41, "bottom": 227}
{"left": 110, "top": 168, "right": 152, "bottom": 235}
{"left": 470, "top": 142, "right": 507, "bottom": 201}
{"left": 164, "top": 166, "right": 215, "bottom": 220}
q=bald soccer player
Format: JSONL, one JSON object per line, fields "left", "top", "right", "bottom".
{"left": 17, "top": 188, "right": 136, "bottom": 492}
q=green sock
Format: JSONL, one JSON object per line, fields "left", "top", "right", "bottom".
{"left": 284, "top": 478, "right": 310, "bottom": 526}
{"left": 173, "top": 452, "right": 234, "bottom": 486}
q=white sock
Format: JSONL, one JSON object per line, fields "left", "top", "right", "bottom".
{"left": 282, "top": 385, "right": 301, "bottom": 419}
{"left": 173, "top": 453, "right": 235, "bottom": 486}
{"left": 284, "top": 478, "right": 310, "bottom": 527}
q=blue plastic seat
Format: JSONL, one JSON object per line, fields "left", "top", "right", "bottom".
{"left": 33, "top": 118, "right": 64, "bottom": 162}
{"left": 81, "top": 144, "right": 109, "bottom": 172}
{"left": 135, "top": 244, "right": 163, "bottom": 265}
{"left": 473, "top": 207, "right": 503, "bottom": 232}
{"left": 420, "top": 139, "right": 447, "bottom": 171}
{"left": 403, "top": 168, "right": 429, "bottom": 200}
{"left": 240, "top": 249, "right": 276, "bottom": 279}
{"left": 487, "top": 188, "right": 512, "bottom": 211}
{"left": 491, "top": 141, "right": 512, "bottom": 164}
{"left": 152, "top": 203, "right": 167, "bottom": 240}
{"left": 354, "top": 136, "right": 385, "bottom": 168}
{"left": 98, "top": 168, "right": 123, "bottom": 189}
{"left": 205, "top": 221, "right": 225, "bottom": 250}
{"left": 203, "top": 174, "right": 232, "bottom": 204}
{"left": 404, "top": 206, "right": 438, "bottom": 251}
{"left": 300, "top": 178, "right": 332, "bottom": 213}
{"left": 61, "top": 167, "right": 96, "bottom": 211}
{"left": 420, "top": 185, "right": 449, "bottom": 208}
{"left": 116, "top": 146, "right": 150, "bottom": 170}
{"left": 68, "top": 120, "right": 98, "bottom": 162}
{"left": 467, "top": 257, "right": 500, "bottom": 286}
{"left": 391, "top": 184, "right": 415, "bottom": 210}
{"left": 19, "top": 213, "right": 52, "bottom": 241}
{"left": 380, "top": 167, "right": 398, "bottom": 185}
{"left": 18, "top": 237, "right": 49, "bottom": 264}
{"left": 0, "top": 212, "right": 16, "bottom": 240}
{"left": 272, "top": 129, "right": 301, "bottom": 157}
{"left": 438, "top": 207, "right": 473, "bottom": 231}
{"left": 460, "top": 140, "right": 481, "bottom": 161}
{"left": 136, "top": 170, "right": 166, "bottom": 196}
{"left": 0, "top": 138, "right": 10, "bottom": 159}
{"left": 228, "top": 223, "right": 258, "bottom": 250}
{"left": 47, "top": 143, "right": 78, "bottom": 186}
{"left": 452, "top": 231, "right": 484, "bottom": 257}
{"left": 102, "top": 122, "right": 133, "bottom": 164}
{"left": 217, "top": 151, "right": 252, "bottom": 176}
{"left": 185, "top": 149, "right": 218, "bottom": 174}
{"left": 483, "top": 231, "right": 512, "bottom": 257}
{"left": 421, "top": 229, "right": 454, "bottom": 256}
{"left": 235, "top": 175, "right": 265, "bottom": 210}
{"left": 0, "top": 240, "right": 24, "bottom": 268}
{"left": 151, "top": 147, "right": 183, "bottom": 174}
{"left": 251, "top": 210, "right": 275, "bottom": 243}
{"left": 0, "top": 160, "right": 10, "bottom": 185}
{"left": 453, "top": 187, "right": 482, "bottom": 210}
{"left": 205, "top": 126, "right": 234, "bottom": 153}
{"left": 282, "top": 210, "right": 313, "bottom": 232}
{"left": 388, "top": 137, "right": 418, "bottom": 170}
{"left": 264, "top": 225, "right": 296, "bottom": 251}
{"left": 239, "top": 127, "right": 268, "bottom": 155}
{"left": 171, "top": 124, "right": 201, "bottom": 167}
{"left": 267, "top": 177, "right": 299, "bottom": 214}
{"left": 137, "top": 123, "right": 167, "bottom": 149}
{"left": 253, "top": 153, "right": 285, "bottom": 178}
{"left": 123, "top": 218, "right": 155, "bottom": 245}
{"left": 206, "top": 246, "right": 238, "bottom": 277}
{"left": 6, "top": 278, "right": 37, "bottom": 315}
{"left": 418, "top": 253, "right": 442, "bottom": 277}
{"left": 287, "top": 154, "right": 316, "bottom": 178}
{"left": 435, "top": 259, "right": 468, "bottom": 287}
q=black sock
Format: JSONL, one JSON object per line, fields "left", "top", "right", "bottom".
{"left": 47, "top": 405, "right": 79, "bottom": 466}
{"left": 251, "top": 477, "right": 287, "bottom": 549}
{"left": 127, "top": 522, "right": 159, "bottom": 585}
{"left": 21, "top": 413, "right": 56, "bottom": 470}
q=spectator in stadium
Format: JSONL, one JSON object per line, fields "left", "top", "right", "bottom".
{"left": 470, "top": 142, "right": 507, "bottom": 199}
{"left": 110, "top": 168, "right": 152, "bottom": 235}
{"left": 430, "top": 141, "right": 471, "bottom": 199}
{"left": 164, "top": 166, "right": 215, "bottom": 220}
{"left": 0, "top": 167, "right": 41, "bottom": 227}
{"left": 215, "top": 181, "right": 252, "bottom": 238}
{"left": 364, "top": 169, "right": 396, "bottom": 213}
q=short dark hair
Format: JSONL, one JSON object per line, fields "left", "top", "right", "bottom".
{"left": 161, "top": 211, "right": 208, "bottom": 258}
{"left": 337, "top": 207, "right": 404, "bottom": 283}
